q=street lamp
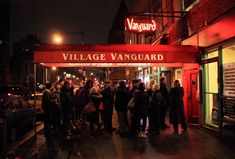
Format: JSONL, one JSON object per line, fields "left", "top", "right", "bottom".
{"left": 52, "top": 30, "right": 84, "bottom": 44}
{"left": 52, "top": 34, "right": 63, "bottom": 44}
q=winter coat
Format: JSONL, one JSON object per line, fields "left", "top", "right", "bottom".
{"left": 60, "top": 86, "right": 74, "bottom": 112}
{"left": 115, "top": 86, "right": 129, "bottom": 112}
{"left": 42, "top": 89, "right": 52, "bottom": 113}
{"left": 76, "top": 87, "right": 91, "bottom": 112}
{"left": 169, "top": 86, "right": 184, "bottom": 123}
{"left": 129, "top": 86, "right": 137, "bottom": 100}
{"left": 51, "top": 90, "right": 61, "bottom": 109}
{"left": 101, "top": 86, "right": 114, "bottom": 110}
{"left": 150, "top": 90, "right": 166, "bottom": 112}
{"left": 160, "top": 83, "right": 169, "bottom": 108}
{"left": 89, "top": 93, "right": 102, "bottom": 110}
{"left": 133, "top": 90, "right": 148, "bottom": 116}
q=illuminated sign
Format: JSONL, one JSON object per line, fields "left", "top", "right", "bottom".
{"left": 126, "top": 17, "right": 157, "bottom": 33}
{"left": 34, "top": 44, "right": 199, "bottom": 65}
{"left": 35, "top": 51, "right": 165, "bottom": 63}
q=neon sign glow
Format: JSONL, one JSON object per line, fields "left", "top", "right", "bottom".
{"left": 126, "top": 18, "right": 157, "bottom": 33}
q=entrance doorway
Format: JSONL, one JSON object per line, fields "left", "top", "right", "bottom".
{"left": 185, "top": 69, "right": 200, "bottom": 124}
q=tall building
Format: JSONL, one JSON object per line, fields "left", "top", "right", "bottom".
{"left": 108, "top": 0, "right": 134, "bottom": 81}
{"left": 0, "top": 0, "right": 10, "bottom": 84}
{"left": 10, "top": 35, "right": 41, "bottom": 90}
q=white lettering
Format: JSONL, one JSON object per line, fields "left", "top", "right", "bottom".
{"left": 126, "top": 18, "right": 157, "bottom": 32}
{"left": 111, "top": 53, "right": 117, "bottom": 60}
{"left": 93, "top": 54, "right": 99, "bottom": 60}
{"left": 62, "top": 53, "right": 69, "bottom": 60}
{"left": 158, "top": 54, "right": 164, "bottom": 60}
{"left": 100, "top": 54, "right": 106, "bottom": 60}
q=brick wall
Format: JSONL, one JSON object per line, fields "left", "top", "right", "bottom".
{"left": 187, "top": 0, "right": 235, "bottom": 35}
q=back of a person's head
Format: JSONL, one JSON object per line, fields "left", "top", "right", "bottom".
{"left": 160, "top": 77, "right": 165, "bottom": 83}
{"left": 119, "top": 81, "right": 126, "bottom": 88}
{"left": 174, "top": 80, "right": 180, "bottom": 87}
{"left": 152, "top": 83, "right": 160, "bottom": 92}
{"left": 86, "top": 80, "right": 93, "bottom": 88}
{"left": 132, "top": 79, "right": 139, "bottom": 84}
{"left": 138, "top": 83, "right": 145, "bottom": 91}
{"left": 45, "top": 83, "right": 52, "bottom": 89}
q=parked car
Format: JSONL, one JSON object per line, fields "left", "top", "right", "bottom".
{"left": 0, "top": 85, "right": 30, "bottom": 100}
{"left": 0, "top": 94, "right": 35, "bottom": 143}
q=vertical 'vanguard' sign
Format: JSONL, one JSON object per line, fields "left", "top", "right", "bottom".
{"left": 125, "top": 17, "right": 157, "bottom": 33}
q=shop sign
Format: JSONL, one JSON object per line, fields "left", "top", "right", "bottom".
{"left": 35, "top": 51, "right": 165, "bottom": 63}
{"left": 223, "top": 62, "right": 235, "bottom": 97}
{"left": 125, "top": 17, "right": 157, "bottom": 33}
{"left": 224, "top": 98, "right": 235, "bottom": 118}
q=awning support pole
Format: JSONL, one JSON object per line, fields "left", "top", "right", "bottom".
{"left": 33, "top": 64, "right": 37, "bottom": 146}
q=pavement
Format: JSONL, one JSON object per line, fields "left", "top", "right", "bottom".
{"left": 1, "top": 120, "right": 235, "bottom": 159}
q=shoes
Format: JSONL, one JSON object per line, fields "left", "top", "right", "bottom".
{"left": 138, "top": 132, "right": 147, "bottom": 138}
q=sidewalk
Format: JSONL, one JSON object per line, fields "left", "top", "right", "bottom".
{"left": 1, "top": 124, "right": 235, "bottom": 159}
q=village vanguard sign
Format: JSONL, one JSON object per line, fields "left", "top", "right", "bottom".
{"left": 125, "top": 17, "right": 157, "bottom": 33}
{"left": 34, "top": 44, "right": 199, "bottom": 65}
{"left": 34, "top": 51, "right": 165, "bottom": 63}
{"left": 62, "top": 52, "right": 164, "bottom": 61}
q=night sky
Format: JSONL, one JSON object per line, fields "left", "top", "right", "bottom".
{"left": 10, "top": 0, "right": 135, "bottom": 45}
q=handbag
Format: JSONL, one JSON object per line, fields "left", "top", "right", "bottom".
{"left": 99, "top": 101, "right": 104, "bottom": 110}
{"left": 83, "top": 101, "right": 96, "bottom": 114}
{"left": 128, "top": 97, "right": 135, "bottom": 109}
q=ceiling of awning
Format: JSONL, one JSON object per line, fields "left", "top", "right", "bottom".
{"left": 40, "top": 62, "right": 183, "bottom": 67}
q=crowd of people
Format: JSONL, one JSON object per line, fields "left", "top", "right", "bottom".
{"left": 41, "top": 77, "right": 187, "bottom": 139}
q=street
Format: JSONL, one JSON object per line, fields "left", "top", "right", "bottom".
{"left": 1, "top": 119, "right": 235, "bottom": 159}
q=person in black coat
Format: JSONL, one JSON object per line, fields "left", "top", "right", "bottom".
{"left": 160, "top": 76, "right": 170, "bottom": 129}
{"left": 131, "top": 83, "right": 149, "bottom": 136}
{"left": 88, "top": 86, "right": 102, "bottom": 136}
{"left": 114, "top": 81, "right": 129, "bottom": 136}
{"left": 42, "top": 83, "right": 53, "bottom": 136}
{"left": 60, "top": 80, "right": 74, "bottom": 136}
{"left": 101, "top": 80, "right": 115, "bottom": 133}
{"left": 75, "top": 80, "right": 93, "bottom": 120}
{"left": 129, "top": 79, "right": 139, "bottom": 100}
{"left": 150, "top": 83, "right": 166, "bottom": 135}
{"left": 169, "top": 80, "right": 187, "bottom": 134}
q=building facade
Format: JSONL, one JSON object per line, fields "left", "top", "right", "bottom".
{"left": 10, "top": 35, "right": 42, "bottom": 91}
{"left": 0, "top": 0, "right": 10, "bottom": 84}
{"left": 125, "top": 0, "right": 235, "bottom": 135}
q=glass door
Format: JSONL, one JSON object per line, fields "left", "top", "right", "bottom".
{"left": 203, "top": 49, "right": 219, "bottom": 128}
{"left": 204, "top": 61, "right": 219, "bottom": 127}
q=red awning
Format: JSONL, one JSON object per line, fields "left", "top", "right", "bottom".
{"left": 34, "top": 44, "right": 200, "bottom": 67}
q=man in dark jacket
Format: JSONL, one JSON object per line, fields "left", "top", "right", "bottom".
{"left": 61, "top": 80, "right": 74, "bottom": 136}
{"left": 129, "top": 79, "right": 139, "bottom": 100}
{"left": 102, "top": 80, "right": 114, "bottom": 133}
{"left": 115, "top": 81, "right": 129, "bottom": 136}
{"left": 42, "top": 83, "right": 53, "bottom": 136}
{"left": 160, "top": 76, "right": 170, "bottom": 129}
{"left": 75, "top": 80, "right": 93, "bottom": 119}
{"left": 169, "top": 80, "right": 187, "bottom": 134}
{"left": 132, "top": 83, "right": 148, "bottom": 136}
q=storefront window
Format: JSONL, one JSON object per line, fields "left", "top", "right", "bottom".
{"left": 204, "top": 50, "right": 219, "bottom": 127}
{"left": 222, "top": 44, "right": 235, "bottom": 121}
{"left": 175, "top": 69, "right": 182, "bottom": 86}
{"left": 203, "top": 50, "right": 218, "bottom": 59}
